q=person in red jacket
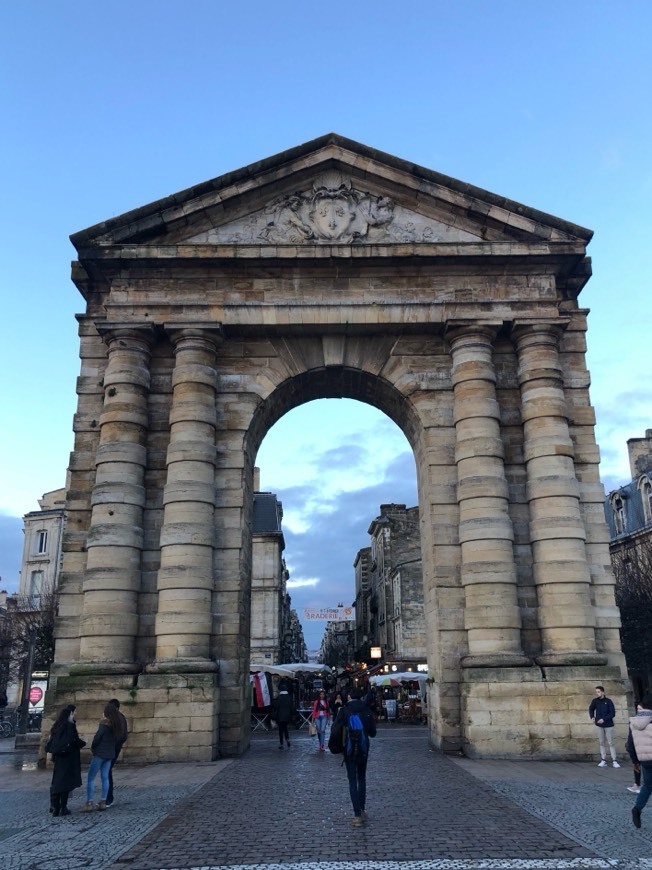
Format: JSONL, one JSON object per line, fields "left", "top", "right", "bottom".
{"left": 311, "top": 690, "right": 330, "bottom": 751}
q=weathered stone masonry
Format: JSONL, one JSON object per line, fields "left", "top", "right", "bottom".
{"left": 47, "top": 134, "right": 628, "bottom": 762}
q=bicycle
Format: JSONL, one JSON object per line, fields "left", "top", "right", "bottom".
{"left": 0, "top": 710, "right": 17, "bottom": 739}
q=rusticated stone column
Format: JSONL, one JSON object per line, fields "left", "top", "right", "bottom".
{"left": 75, "top": 326, "right": 154, "bottom": 673}
{"left": 148, "top": 326, "right": 221, "bottom": 672}
{"left": 449, "top": 325, "right": 531, "bottom": 667}
{"left": 514, "top": 323, "right": 604, "bottom": 665}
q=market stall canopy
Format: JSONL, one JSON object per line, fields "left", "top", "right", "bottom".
{"left": 249, "top": 662, "right": 331, "bottom": 676}
{"left": 249, "top": 664, "right": 297, "bottom": 677}
{"left": 277, "top": 663, "right": 331, "bottom": 674}
{"left": 391, "top": 671, "right": 428, "bottom": 683}
{"left": 369, "top": 671, "right": 428, "bottom": 686}
{"left": 369, "top": 675, "right": 401, "bottom": 687}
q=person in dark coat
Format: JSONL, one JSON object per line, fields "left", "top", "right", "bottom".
{"left": 82, "top": 703, "right": 125, "bottom": 812}
{"left": 336, "top": 686, "right": 377, "bottom": 827}
{"left": 272, "top": 681, "right": 296, "bottom": 749}
{"left": 106, "top": 698, "right": 128, "bottom": 807}
{"left": 46, "top": 704, "right": 86, "bottom": 817}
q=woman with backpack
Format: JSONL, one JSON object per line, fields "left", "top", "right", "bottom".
{"left": 46, "top": 703, "right": 86, "bottom": 816}
{"left": 82, "top": 703, "right": 126, "bottom": 812}
{"left": 311, "top": 689, "right": 331, "bottom": 751}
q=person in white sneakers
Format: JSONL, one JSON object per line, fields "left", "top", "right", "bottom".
{"left": 589, "top": 685, "right": 620, "bottom": 768}
{"left": 628, "top": 694, "right": 652, "bottom": 828}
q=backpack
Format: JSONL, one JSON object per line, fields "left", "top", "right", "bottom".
{"left": 328, "top": 713, "right": 345, "bottom": 754}
{"left": 344, "top": 712, "right": 368, "bottom": 761}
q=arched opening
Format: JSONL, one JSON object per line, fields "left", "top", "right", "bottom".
{"left": 254, "top": 397, "right": 419, "bottom": 660}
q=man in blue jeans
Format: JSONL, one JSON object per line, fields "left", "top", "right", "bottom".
{"left": 340, "top": 687, "right": 376, "bottom": 827}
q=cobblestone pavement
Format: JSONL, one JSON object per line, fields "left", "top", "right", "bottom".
{"left": 1, "top": 727, "right": 651, "bottom": 870}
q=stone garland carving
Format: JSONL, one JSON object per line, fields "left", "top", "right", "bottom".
{"left": 199, "top": 170, "right": 472, "bottom": 245}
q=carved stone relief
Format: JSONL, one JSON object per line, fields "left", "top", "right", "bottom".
{"left": 188, "top": 170, "right": 481, "bottom": 245}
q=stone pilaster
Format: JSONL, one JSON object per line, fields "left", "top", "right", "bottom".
{"left": 449, "top": 325, "right": 530, "bottom": 668}
{"left": 148, "top": 326, "right": 221, "bottom": 672}
{"left": 514, "top": 323, "right": 604, "bottom": 666}
{"left": 74, "top": 326, "right": 154, "bottom": 674}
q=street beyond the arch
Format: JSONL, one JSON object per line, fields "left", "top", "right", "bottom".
{"left": 1, "top": 726, "right": 650, "bottom": 870}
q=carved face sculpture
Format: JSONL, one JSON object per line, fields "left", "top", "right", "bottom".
{"left": 310, "top": 193, "right": 355, "bottom": 240}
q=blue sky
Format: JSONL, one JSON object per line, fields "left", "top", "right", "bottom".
{"left": 1, "top": 2, "right": 650, "bottom": 649}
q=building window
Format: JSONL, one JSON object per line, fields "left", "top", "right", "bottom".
{"left": 393, "top": 572, "right": 401, "bottom": 618}
{"left": 36, "top": 530, "right": 48, "bottom": 554}
{"left": 30, "top": 570, "right": 44, "bottom": 599}
{"left": 639, "top": 477, "right": 652, "bottom": 524}
{"left": 612, "top": 495, "right": 627, "bottom": 535}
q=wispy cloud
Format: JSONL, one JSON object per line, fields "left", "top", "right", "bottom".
{"left": 286, "top": 577, "right": 319, "bottom": 589}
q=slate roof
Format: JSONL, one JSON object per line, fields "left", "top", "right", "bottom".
{"left": 252, "top": 492, "right": 284, "bottom": 536}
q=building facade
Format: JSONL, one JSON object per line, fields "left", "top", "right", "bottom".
{"left": 250, "top": 488, "right": 305, "bottom": 665}
{"left": 0, "top": 489, "right": 67, "bottom": 706}
{"left": 353, "top": 547, "right": 372, "bottom": 662}
{"left": 604, "top": 429, "right": 652, "bottom": 697}
{"left": 49, "top": 134, "right": 626, "bottom": 761}
{"left": 18, "top": 488, "right": 66, "bottom": 604}
{"left": 366, "top": 504, "right": 426, "bottom": 665}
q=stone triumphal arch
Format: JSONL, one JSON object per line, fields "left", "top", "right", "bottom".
{"left": 49, "top": 134, "right": 628, "bottom": 761}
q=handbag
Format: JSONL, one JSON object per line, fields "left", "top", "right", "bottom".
{"left": 309, "top": 721, "right": 316, "bottom": 736}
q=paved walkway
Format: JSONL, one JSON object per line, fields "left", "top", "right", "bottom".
{"left": 0, "top": 726, "right": 650, "bottom": 870}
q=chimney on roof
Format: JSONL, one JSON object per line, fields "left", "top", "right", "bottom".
{"left": 627, "top": 429, "right": 652, "bottom": 479}
{"left": 254, "top": 466, "right": 261, "bottom": 491}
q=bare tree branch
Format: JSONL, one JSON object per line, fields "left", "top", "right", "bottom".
{"left": 0, "top": 591, "right": 57, "bottom": 693}
{"left": 612, "top": 531, "right": 652, "bottom": 690}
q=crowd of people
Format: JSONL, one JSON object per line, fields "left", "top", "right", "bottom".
{"left": 41, "top": 682, "right": 652, "bottom": 831}
{"left": 589, "top": 684, "right": 652, "bottom": 828}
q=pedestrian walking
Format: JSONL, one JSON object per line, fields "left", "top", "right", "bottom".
{"left": 329, "top": 686, "right": 377, "bottom": 827}
{"left": 272, "top": 681, "right": 295, "bottom": 749}
{"left": 82, "top": 703, "right": 126, "bottom": 812}
{"left": 330, "top": 692, "right": 344, "bottom": 718}
{"left": 626, "top": 706, "right": 642, "bottom": 795}
{"left": 589, "top": 685, "right": 620, "bottom": 768}
{"left": 106, "top": 698, "right": 128, "bottom": 807}
{"left": 45, "top": 703, "right": 86, "bottom": 817}
{"left": 311, "top": 689, "right": 330, "bottom": 751}
{"left": 628, "top": 694, "right": 652, "bottom": 829}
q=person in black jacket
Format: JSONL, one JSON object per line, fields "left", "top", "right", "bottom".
{"left": 82, "top": 703, "right": 126, "bottom": 812}
{"left": 336, "top": 687, "right": 377, "bottom": 827}
{"left": 105, "top": 698, "right": 128, "bottom": 807}
{"left": 589, "top": 685, "right": 620, "bottom": 768}
{"left": 272, "top": 681, "right": 296, "bottom": 749}
{"left": 46, "top": 704, "right": 86, "bottom": 816}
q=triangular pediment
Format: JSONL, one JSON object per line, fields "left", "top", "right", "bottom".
{"left": 71, "top": 134, "right": 592, "bottom": 250}
{"left": 184, "top": 167, "right": 481, "bottom": 246}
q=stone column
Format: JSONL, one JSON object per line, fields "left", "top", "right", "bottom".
{"left": 514, "top": 323, "right": 604, "bottom": 665}
{"left": 76, "top": 326, "right": 154, "bottom": 673}
{"left": 149, "top": 326, "right": 221, "bottom": 672}
{"left": 449, "top": 325, "right": 530, "bottom": 667}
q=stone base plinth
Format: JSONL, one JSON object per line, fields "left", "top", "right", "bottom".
{"left": 460, "top": 664, "right": 630, "bottom": 759}
{"left": 45, "top": 671, "right": 220, "bottom": 764}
